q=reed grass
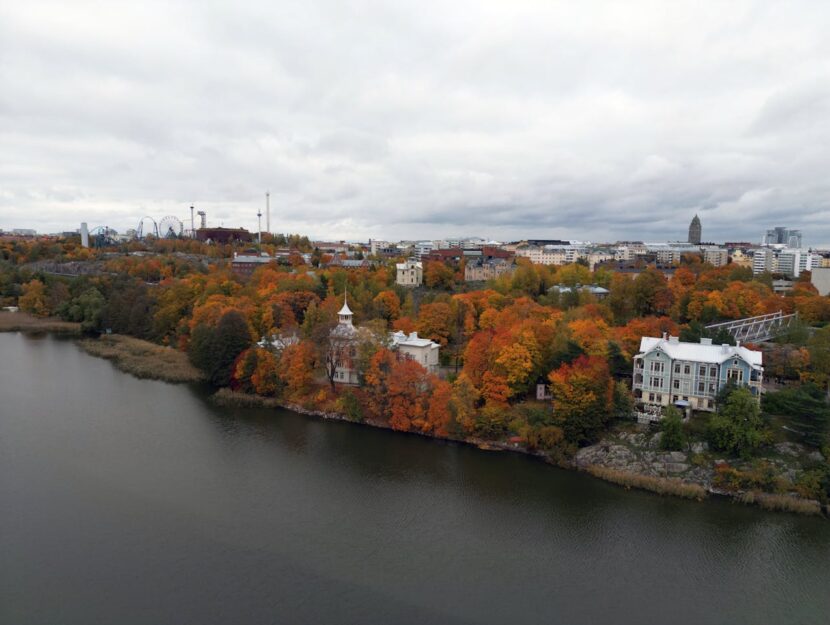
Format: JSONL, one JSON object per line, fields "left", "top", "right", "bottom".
{"left": 585, "top": 465, "right": 708, "bottom": 500}
{"left": 78, "top": 334, "right": 204, "bottom": 383}
{"left": 210, "top": 388, "right": 282, "bottom": 408}
{"left": 0, "top": 311, "right": 80, "bottom": 334}
{"left": 737, "top": 491, "right": 822, "bottom": 516}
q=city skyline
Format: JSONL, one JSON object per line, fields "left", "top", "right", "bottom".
{"left": 2, "top": 2, "right": 830, "bottom": 244}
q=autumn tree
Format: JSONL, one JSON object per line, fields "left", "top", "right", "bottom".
{"left": 451, "top": 372, "right": 480, "bottom": 434}
{"left": 373, "top": 290, "right": 400, "bottom": 326}
{"left": 251, "top": 349, "right": 282, "bottom": 396}
{"left": 18, "top": 279, "right": 48, "bottom": 317}
{"left": 364, "top": 348, "right": 397, "bottom": 417}
{"left": 424, "top": 261, "right": 455, "bottom": 289}
{"left": 633, "top": 268, "right": 673, "bottom": 316}
{"left": 423, "top": 379, "right": 453, "bottom": 436}
{"left": 279, "top": 340, "right": 316, "bottom": 398}
{"left": 417, "top": 302, "right": 452, "bottom": 346}
{"left": 232, "top": 348, "right": 259, "bottom": 393}
{"left": 548, "top": 355, "right": 615, "bottom": 445}
{"left": 387, "top": 359, "right": 431, "bottom": 431}
{"left": 493, "top": 328, "right": 541, "bottom": 396}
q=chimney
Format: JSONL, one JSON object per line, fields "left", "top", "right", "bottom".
{"left": 662, "top": 332, "right": 668, "bottom": 340}
{"left": 669, "top": 335, "right": 679, "bottom": 344}
{"left": 721, "top": 344, "right": 730, "bottom": 353}
{"left": 700, "top": 337, "right": 712, "bottom": 345}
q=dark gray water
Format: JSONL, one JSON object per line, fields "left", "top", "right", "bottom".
{"left": 1, "top": 333, "right": 828, "bottom": 625}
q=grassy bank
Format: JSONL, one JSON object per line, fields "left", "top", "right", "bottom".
{"left": 77, "top": 334, "right": 204, "bottom": 383}
{"left": 737, "top": 491, "right": 822, "bottom": 516}
{"left": 0, "top": 311, "right": 81, "bottom": 334}
{"left": 210, "top": 388, "right": 284, "bottom": 408}
{"left": 585, "top": 465, "right": 709, "bottom": 500}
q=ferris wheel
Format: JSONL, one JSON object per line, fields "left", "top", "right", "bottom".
{"left": 158, "top": 216, "right": 183, "bottom": 239}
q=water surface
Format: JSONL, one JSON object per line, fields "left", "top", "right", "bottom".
{"left": 1, "top": 333, "right": 828, "bottom": 624}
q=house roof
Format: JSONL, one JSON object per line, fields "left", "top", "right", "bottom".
{"left": 390, "top": 330, "right": 439, "bottom": 349}
{"left": 638, "top": 336, "right": 763, "bottom": 368}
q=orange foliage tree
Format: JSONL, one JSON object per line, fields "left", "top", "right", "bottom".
{"left": 548, "top": 355, "right": 615, "bottom": 445}
{"left": 279, "top": 341, "right": 316, "bottom": 398}
{"left": 417, "top": 302, "right": 452, "bottom": 346}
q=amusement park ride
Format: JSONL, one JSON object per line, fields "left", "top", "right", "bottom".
{"left": 85, "top": 194, "right": 270, "bottom": 247}
{"left": 136, "top": 215, "right": 185, "bottom": 239}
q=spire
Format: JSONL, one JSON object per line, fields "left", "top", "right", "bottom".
{"left": 338, "top": 288, "right": 353, "bottom": 324}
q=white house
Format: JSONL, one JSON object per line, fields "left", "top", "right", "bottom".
{"left": 390, "top": 331, "right": 440, "bottom": 373}
{"left": 633, "top": 335, "right": 763, "bottom": 413}
{"left": 257, "top": 332, "right": 300, "bottom": 351}
{"left": 396, "top": 259, "right": 423, "bottom": 287}
{"left": 327, "top": 294, "right": 441, "bottom": 385}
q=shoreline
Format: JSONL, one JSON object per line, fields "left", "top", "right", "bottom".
{"left": 76, "top": 334, "right": 204, "bottom": 383}
{"left": 210, "top": 389, "right": 826, "bottom": 518}
{"left": 0, "top": 311, "right": 81, "bottom": 335}
{"left": 19, "top": 329, "right": 828, "bottom": 519}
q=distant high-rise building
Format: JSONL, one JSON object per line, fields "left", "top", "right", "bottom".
{"left": 763, "top": 227, "right": 802, "bottom": 249}
{"left": 688, "top": 215, "right": 701, "bottom": 244}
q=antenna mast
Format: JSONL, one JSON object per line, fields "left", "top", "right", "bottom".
{"left": 257, "top": 206, "right": 262, "bottom": 245}
{"left": 266, "top": 191, "right": 270, "bottom": 235}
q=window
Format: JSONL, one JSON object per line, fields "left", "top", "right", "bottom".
{"left": 698, "top": 382, "right": 705, "bottom": 393}
{"left": 673, "top": 379, "right": 680, "bottom": 389}
{"left": 651, "top": 377, "right": 663, "bottom": 389}
{"left": 699, "top": 366, "right": 706, "bottom": 377}
{"left": 727, "top": 368, "right": 743, "bottom": 383}
{"left": 648, "top": 393, "right": 655, "bottom": 402}
{"left": 709, "top": 383, "right": 715, "bottom": 393}
{"left": 674, "top": 363, "right": 680, "bottom": 374}
{"left": 651, "top": 362, "right": 664, "bottom": 373}
{"left": 684, "top": 365, "right": 690, "bottom": 375}
{"left": 672, "top": 395, "right": 678, "bottom": 402}
{"left": 710, "top": 366, "right": 717, "bottom": 377}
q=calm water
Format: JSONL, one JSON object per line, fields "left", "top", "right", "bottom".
{"left": 1, "top": 333, "right": 828, "bottom": 625}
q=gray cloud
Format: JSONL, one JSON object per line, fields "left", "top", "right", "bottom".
{"left": 1, "top": 1, "right": 829, "bottom": 244}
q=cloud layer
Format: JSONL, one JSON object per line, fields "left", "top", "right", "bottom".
{"left": 2, "top": 1, "right": 830, "bottom": 244}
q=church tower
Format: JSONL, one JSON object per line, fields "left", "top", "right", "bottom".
{"left": 688, "top": 214, "right": 702, "bottom": 244}
{"left": 338, "top": 291, "right": 353, "bottom": 326}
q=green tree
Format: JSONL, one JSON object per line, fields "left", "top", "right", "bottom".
{"left": 661, "top": 406, "right": 686, "bottom": 451}
{"left": 707, "top": 387, "right": 765, "bottom": 458}
{"left": 188, "top": 310, "right": 252, "bottom": 386}
{"left": 808, "top": 325, "right": 830, "bottom": 398}
{"left": 60, "top": 287, "right": 106, "bottom": 334}
{"left": 763, "top": 384, "right": 830, "bottom": 449}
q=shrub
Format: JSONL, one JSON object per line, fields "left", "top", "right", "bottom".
{"left": 336, "top": 389, "right": 364, "bottom": 423}
{"left": 661, "top": 406, "right": 686, "bottom": 451}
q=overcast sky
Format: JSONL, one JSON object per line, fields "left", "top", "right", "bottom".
{"left": 2, "top": 1, "right": 829, "bottom": 244}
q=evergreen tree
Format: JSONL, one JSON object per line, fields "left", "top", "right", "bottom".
{"left": 188, "top": 310, "right": 252, "bottom": 386}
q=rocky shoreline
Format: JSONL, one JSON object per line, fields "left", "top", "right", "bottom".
{"left": 574, "top": 428, "right": 826, "bottom": 516}
{"left": 210, "top": 389, "right": 827, "bottom": 518}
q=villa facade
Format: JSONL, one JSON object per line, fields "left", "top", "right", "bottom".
{"left": 632, "top": 335, "right": 763, "bottom": 413}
